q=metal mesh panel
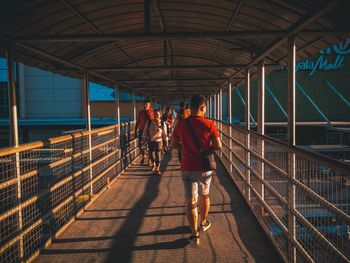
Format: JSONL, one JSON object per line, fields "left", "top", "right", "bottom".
{"left": 0, "top": 122, "right": 139, "bottom": 262}
{"left": 216, "top": 120, "right": 350, "bottom": 262}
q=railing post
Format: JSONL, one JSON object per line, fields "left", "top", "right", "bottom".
{"left": 245, "top": 68, "right": 251, "bottom": 202}
{"left": 287, "top": 36, "right": 296, "bottom": 263}
{"left": 258, "top": 60, "right": 265, "bottom": 214}
{"left": 83, "top": 73, "right": 93, "bottom": 197}
{"left": 7, "top": 45, "right": 24, "bottom": 262}
{"left": 228, "top": 82, "right": 233, "bottom": 174}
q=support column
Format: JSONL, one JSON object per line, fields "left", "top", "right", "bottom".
{"left": 83, "top": 73, "right": 93, "bottom": 197}
{"left": 18, "top": 63, "right": 26, "bottom": 119}
{"left": 7, "top": 45, "right": 24, "bottom": 262}
{"left": 213, "top": 94, "right": 216, "bottom": 119}
{"left": 210, "top": 96, "right": 212, "bottom": 119}
{"left": 219, "top": 88, "right": 223, "bottom": 157}
{"left": 132, "top": 89, "right": 137, "bottom": 121}
{"left": 287, "top": 36, "right": 296, "bottom": 263}
{"left": 115, "top": 84, "right": 121, "bottom": 135}
{"left": 7, "top": 46, "right": 19, "bottom": 147}
{"left": 228, "top": 82, "right": 233, "bottom": 173}
{"left": 217, "top": 92, "right": 220, "bottom": 120}
{"left": 115, "top": 84, "right": 121, "bottom": 162}
{"left": 245, "top": 68, "right": 251, "bottom": 202}
{"left": 257, "top": 60, "right": 265, "bottom": 210}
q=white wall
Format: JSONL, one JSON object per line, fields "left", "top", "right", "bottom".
{"left": 23, "top": 65, "right": 82, "bottom": 118}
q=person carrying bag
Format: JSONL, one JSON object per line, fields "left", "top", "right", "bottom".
{"left": 172, "top": 95, "right": 222, "bottom": 245}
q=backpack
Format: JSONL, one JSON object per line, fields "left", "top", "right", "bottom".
{"left": 145, "top": 120, "right": 166, "bottom": 141}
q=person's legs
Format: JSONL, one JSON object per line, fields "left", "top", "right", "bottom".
{"left": 198, "top": 194, "right": 210, "bottom": 226}
{"left": 182, "top": 171, "right": 200, "bottom": 244}
{"left": 186, "top": 196, "right": 199, "bottom": 236}
{"left": 148, "top": 142, "right": 155, "bottom": 168}
{"left": 154, "top": 141, "right": 162, "bottom": 175}
{"left": 197, "top": 171, "right": 213, "bottom": 231}
{"left": 138, "top": 130, "right": 145, "bottom": 164}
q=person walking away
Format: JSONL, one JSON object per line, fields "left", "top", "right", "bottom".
{"left": 173, "top": 104, "right": 190, "bottom": 162}
{"left": 172, "top": 95, "right": 222, "bottom": 245}
{"left": 162, "top": 106, "right": 175, "bottom": 149}
{"left": 143, "top": 110, "right": 168, "bottom": 175}
{"left": 135, "top": 100, "right": 154, "bottom": 165}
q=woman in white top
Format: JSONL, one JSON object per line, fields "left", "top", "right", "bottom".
{"left": 142, "top": 110, "right": 168, "bottom": 175}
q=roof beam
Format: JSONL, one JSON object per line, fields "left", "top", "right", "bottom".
{"left": 116, "top": 78, "right": 239, "bottom": 83}
{"left": 14, "top": 43, "right": 115, "bottom": 83}
{"left": 219, "top": 0, "right": 342, "bottom": 93}
{"left": 212, "top": 0, "right": 243, "bottom": 58}
{"left": 135, "top": 86, "right": 218, "bottom": 90}
{"left": 12, "top": 30, "right": 348, "bottom": 42}
{"left": 58, "top": 0, "right": 141, "bottom": 69}
{"left": 144, "top": 0, "right": 150, "bottom": 33}
{"left": 57, "top": 63, "right": 279, "bottom": 72}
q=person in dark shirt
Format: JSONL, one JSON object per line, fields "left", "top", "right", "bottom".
{"left": 134, "top": 100, "right": 154, "bottom": 165}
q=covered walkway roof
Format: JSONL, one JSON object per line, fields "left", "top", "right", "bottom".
{"left": 0, "top": 0, "right": 349, "bottom": 102}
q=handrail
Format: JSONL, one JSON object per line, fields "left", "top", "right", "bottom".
{"left": 214, "top": 119, "right": 350, "bottom": 174}
{"left": 0, "top": 122, "right": 138, "bottom": 157}
{"left": 0, "top": 121, "right": 139, "bottom": 262}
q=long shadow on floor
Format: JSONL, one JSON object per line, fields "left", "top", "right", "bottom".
{"left": 105, "top": 152, "right": 188, "bottom": 262}
{"left": 214, "top": 158, "right": 283, "bottom": 263}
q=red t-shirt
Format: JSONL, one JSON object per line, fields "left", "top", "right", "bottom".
{"left": 173, "top": 116, "right": 219, "bottom": 171}
{"left": 137, "top": 108, "right": 155, "bottom": 131}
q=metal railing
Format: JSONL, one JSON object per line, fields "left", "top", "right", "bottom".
{"left": 214, "top": 120, "right": 350, "bottom": 263}
{"left": 0, "top": 121, "right": 138, "bottom": 263}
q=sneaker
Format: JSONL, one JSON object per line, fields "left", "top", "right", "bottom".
{"left": 155, "top": 170, "right": 162, "bottom": 176}
{"left": 188, "top": 234, "right": 200, "bottom": 245}
{"left": 200, "top": 220, "right": 211, "bottom": 232}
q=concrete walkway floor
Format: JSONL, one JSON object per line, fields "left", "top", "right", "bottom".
{"left": 35, "top": 151, "right": 282, "bottom": 263}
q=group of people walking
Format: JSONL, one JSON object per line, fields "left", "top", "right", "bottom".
{"left": 134, "top": 95, "right": 222, "bottom": 245}
{"left": 134, "top": 101, "right": 176, "bottom": 175}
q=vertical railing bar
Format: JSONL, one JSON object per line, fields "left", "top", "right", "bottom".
{"left": 287, "top": 36, "right": 297, "bottom": 263}
{"left": 7, "top": 44, "right": 24, "bottom": 262}
{"left": 245, "top": 68, "right": 251, "bottom": 202}
{"left": 258, "top": 60, "right": 265, "bottom": 214}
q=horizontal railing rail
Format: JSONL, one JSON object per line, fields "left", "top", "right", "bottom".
{"left": 0, "top": 121, "right": 139, "bottom": 263}
{"left": 214, "top": 119, "right": 350, "bottom": 263}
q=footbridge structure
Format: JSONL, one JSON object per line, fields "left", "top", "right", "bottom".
{"left": 0, "top": 1, "right": 349, "bottom": 262}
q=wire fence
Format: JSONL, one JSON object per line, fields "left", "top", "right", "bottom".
{"left": 214, "top": 120, "right": 350, "bottom": 263}
{"left": 0, "top": 121, "right": 138, "bottom": 263}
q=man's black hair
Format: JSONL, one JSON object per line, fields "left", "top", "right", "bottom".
{"left": 143, "top": 99, "right": 151, "bottom": 104}
{"left": 190, "top": 95, "right": 206, "bottom": 110}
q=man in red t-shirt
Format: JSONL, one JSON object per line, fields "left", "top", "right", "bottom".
{"left": 135, "top": 100, "right": 155, "bottom": 165}
{"left": 172, "top": 95, "right": 222, "bottom": 245}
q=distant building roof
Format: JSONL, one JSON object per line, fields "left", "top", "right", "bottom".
{"left": 89, "top": 83, "right": 143, "bottom": 102}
